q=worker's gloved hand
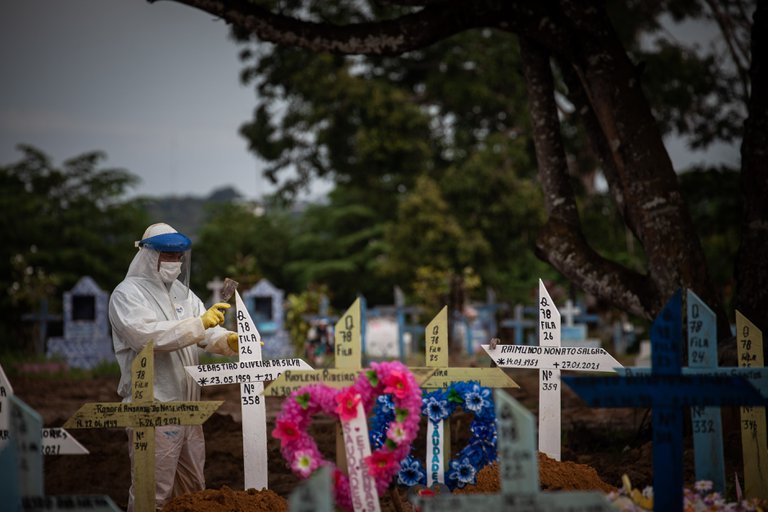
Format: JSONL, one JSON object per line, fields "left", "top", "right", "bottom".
{"left": 227, "top": 332, "right": 239, "bottom": 353}
{"left": 200, "top": 302, "right": 230, "bottom": 329}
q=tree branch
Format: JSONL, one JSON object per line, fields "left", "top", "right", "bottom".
{"left": 535, "top": 218, "right": 659, "bottom": 319}
{"left": 519, "top": 36, "right": 656, "bottom": 316}
{"left": 156, "top": 0, "right": 496, "bottom": 55}
{"left": 155, "top": 0, "right": 576, "bottom": 58}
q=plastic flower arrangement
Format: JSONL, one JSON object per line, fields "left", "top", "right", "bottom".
{"left": 370, "top": 381, "right": 497, "bottom": 490}
{"left": 608, "top": 475, "right": 766, "bottom": 511}
{"left": 271, "top": 361, "right": 422, "bottom": 511}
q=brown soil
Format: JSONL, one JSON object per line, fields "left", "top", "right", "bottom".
{"left": 11, "top": 367, "right": 738, "bottom": 511}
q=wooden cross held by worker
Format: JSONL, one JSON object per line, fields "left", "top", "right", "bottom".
{"left": 63, "top": 342, "right": 222, "bottom": 512}
{"left": 564, "top": 290, "right": 768, "bottom": 511}
{"left": 413, "top": 389, "right": 613, "bottom": 512}
{"left": 184, "top": 289, "right": 313, "bottom": 490}
{"left": 482, "top": 279, "right": 623, "bottom": 461}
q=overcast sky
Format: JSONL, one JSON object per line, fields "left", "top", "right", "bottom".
{"left": 0, "top": 0, "right": 282, "bottom": 199}
{"left": 1, "top": 0, "right": 739, "bottom": 201}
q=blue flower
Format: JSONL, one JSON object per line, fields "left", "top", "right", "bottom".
{"left": 369, "top": 429, "right": 387, "bottom": 450}
{"left": 448, "top": 457, "right": 476, "bottom": 488}
{"left": 463, "top": 383, "right": 491, "bottom": 415}
{"left": 398, "top": 456, "right": 426, "bottom": 486}
{"left": 422, "top": 395, "right": 449, "bottom": 423}
{"left": 377, "top": 394, "right": 395, "bottom": 415}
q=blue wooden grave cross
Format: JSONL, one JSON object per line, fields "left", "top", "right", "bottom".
{"left": 564, "top": 290, "right": 768, "bottom": 511}
{"left": 500, "top": 304, "right": 535, "bottom": 345}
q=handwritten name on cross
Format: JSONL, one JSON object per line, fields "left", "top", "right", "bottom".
{"left": 736, "top": 310, "right": 768, "bottom": 499}
{"left": 414, "top": 389, "right": 612, "bottom": 512}
{"left": 63, "top": 342, "right": 221, "bottom": 512}
{"left": 184, "top": 290, "right": 313, "bottom": 490}
{"left": 564, "top": 290, "right": 768, "bottom": 511}
{"left": 687, "top": 290, "right": 725, "bottom": 492}
{"left": 482, "top": 280, "right": 623, "bottom": 461}
{"left": 1, "top": 364, "right": 88, "bottom": 456}
{"left": 266, "top": 299, "right": 436, "bottom": 396}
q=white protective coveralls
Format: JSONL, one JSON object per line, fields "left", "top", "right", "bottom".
{"left": 109, "top": 223, "right": 235, "bottom": 511}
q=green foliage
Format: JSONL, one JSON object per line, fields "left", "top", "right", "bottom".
{"left": 284, "top": 285, "right": 331, "bottom": 355}
{"left": 0, "top": 145, "right": 148, "bottom": 352}
{"left": 191, "top": 200, "right": 294, "bottom": 293}
{"left": 679, "top": 166, "right": 741, "bottom": 311}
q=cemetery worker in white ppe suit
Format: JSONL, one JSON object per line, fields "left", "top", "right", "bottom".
{"left": 109, "top": 222, "right": 240, "bottom": 511}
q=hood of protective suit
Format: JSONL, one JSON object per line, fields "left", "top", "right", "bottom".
{"left": 126, "top": 223, "right": 191, "bottom": 298}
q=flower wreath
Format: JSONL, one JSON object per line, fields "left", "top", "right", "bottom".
{"left": 370, "top": 381, "right": 497, "bottom": 490}
{"left": 272, "top": 361, "right": 422, "bottom": 511}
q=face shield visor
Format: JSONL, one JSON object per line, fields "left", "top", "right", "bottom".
{"left": 136, "top": 232, "right": 192, "bottom": 297}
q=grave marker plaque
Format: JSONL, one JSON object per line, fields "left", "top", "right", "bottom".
{"left": 736, "top": 310, "right": 768, "bottom": 500}
{"left": 686, "top": 289, "right": 725, "bottom": 492}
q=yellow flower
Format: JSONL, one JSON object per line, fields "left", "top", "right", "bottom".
{"left": 621, "top": 474, "right": 653, "bottom": 510}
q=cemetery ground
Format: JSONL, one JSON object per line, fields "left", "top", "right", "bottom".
{"left": 10, "top": 359, "right": 746, "bottom": 511}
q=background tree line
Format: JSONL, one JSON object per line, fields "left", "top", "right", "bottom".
{"left": 1, "top": 0, "right": 754, "bottom": 354}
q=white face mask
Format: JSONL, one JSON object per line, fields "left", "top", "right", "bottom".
{"left": 158, "top": 261, "right": 182, "bottom": 284}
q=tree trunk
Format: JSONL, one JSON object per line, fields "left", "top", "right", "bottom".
{"left": 735, "top": 2, "right": 768, "bottom": 340}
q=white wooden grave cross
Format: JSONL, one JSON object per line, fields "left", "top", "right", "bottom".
{"left": 736, "top": 310, "right": 768, "bottom": 500}
{"left": 1, "top": 363, "right": 88, "bottom": 456}
{"left": 559, "top": 299, "right": 581, "bottom": 327}
{"left": 206, "top": 276, "right": 225, "bottom": 304}
{"left": 413, "top": 389, "right": 613, "bottom": 512}
{"left": 482, "top": 280, "right": 623, "bottom": 461}
{"left": 63, "top": 342, "right": 222, "bottom": 512}
{"left": 184, "top": 290, "right": 313, "bottom": 490}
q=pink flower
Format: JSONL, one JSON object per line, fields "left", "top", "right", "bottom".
{"left": 292, "top": 449, "right": 317, "bottom": 477}
{"left": 386, "top": 422, "right": 407, "bottom": 444}
{"left": 382, "top": 370, "right": 411, "bottom": 399}
{"left": 335, "top": 389, "right": 362, "bottom": 422}
{"left": 365, "top": 450, "right": 398, "bottom": 478}
{"left": 272, "top": 418, "right": 301, "bottom": 443}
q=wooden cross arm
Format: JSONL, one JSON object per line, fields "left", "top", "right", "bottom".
{"left": 63, "top": 401, "right": 223, "bottom": 429}
{"left": 263, "top": 368, "right": 437, "bottom": 397}
{"left": 416, "top": 367, "right": 519, "bottom": 390}
{"left": 564, "top": 375, "right": 768, "bottom": 408}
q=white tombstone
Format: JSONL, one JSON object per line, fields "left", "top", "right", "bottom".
{"left": 242, "top": 278, "right": 292, "bottom": 358}
{"left": 634, "top": 340, "right": 652, "bottom": 367}
{"left": 46, "top": 276, "right": 115, "bottom": 369}
{"left": 365, "top": 316, "right": 401, "bottom": 358}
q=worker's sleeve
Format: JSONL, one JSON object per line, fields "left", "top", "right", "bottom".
{"left": 109, "top": 286, "right": 205, "bottom": 352}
